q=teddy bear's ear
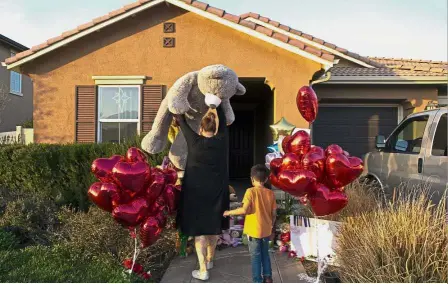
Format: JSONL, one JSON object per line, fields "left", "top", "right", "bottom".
{"left": 235, "top": 82, "right": 246, "bottom": 96}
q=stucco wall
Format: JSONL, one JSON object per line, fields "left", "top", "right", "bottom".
{"left": 21, "top": 4, "right": 320, "bottom": 144}
{"left": 0, "top": 42, "right": 33, "bottom": 132}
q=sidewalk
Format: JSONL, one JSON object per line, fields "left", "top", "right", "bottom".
{"left": 161, "top": 246, "right": 308, "bottom": 283}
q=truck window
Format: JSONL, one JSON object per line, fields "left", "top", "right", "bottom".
{"left": 385, "top": 115, "right": 429, "bottom": 154}
{"left": 431, "top": 113, "right": 447, "bottom": 156}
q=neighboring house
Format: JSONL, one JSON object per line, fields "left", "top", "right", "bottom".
{"left": 0, "top": 34, "right": 33, "bottom": 132}
{"left": 2, "top": 0, "right": 447, "bottom": 177}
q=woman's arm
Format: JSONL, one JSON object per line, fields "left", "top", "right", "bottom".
{"left": 216, "top": 104, "right": 227, "bottom": 135}
{"left": 174, "top": 114, "right": 199, "bottom": 142}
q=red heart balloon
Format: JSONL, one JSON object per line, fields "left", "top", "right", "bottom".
{"left": 270, "top": 158, "right": 284, "bottom": 176}
{"left": 270, "top": 170, "right": 316, "bottom": 197}
{"left": 302, "top": 149, "right": 326, "bottom": 182}
{"left": 149, "top": 195, "right": 166, "bottom": 216}
{"left": 289, "top": 130, "right": 311, "bottom": 156}
{"left": 343, "top": 150, "right": 350, "bottom": 157}
{"left": 281, "top": 135, "right": 294, "bottom": 154}
{"left": 280, "top": 232, "right": 291, "bottom": 243}
{"left": 281, "top": 153, "right": 302, "bottom": 171}
{"left": 140, "top": 216, "right": 162, "bottom": 248}
{"left": 297, "top": 195, "right": 308, "bottom": 205}
{"left": 163, "top": 184, "right": 180, "bottom": 215}
{"left": 91, "top": 155, "right": 123, "bottom": 182}
{"left": 126, "top": 147, "right": 147, "bottom": 163}
{"left": 309, "top": 183, "right": 348, "bottom": 216}
{"left": 155, "top": 211, "right": 168, "bottom": 228}
{"left": 296, "top": 86, "right": 318, "bottom": 123}
{"left": 147, "top": 171, "right": 166, "bottom": 202}
{"left": 326, "top": 154, "right": 364, "bottom": 188}
{"left": 112, "top": 197, "right": 149, "bottom": 227}
{"left": 325, "top": 144, "right": 344, "bottom": 156}
{"left": 163, "top": 168, "right": 178, "bottom": 185}
{"left": 309, "top": 145, "right": 325, "bottom": 156}
{"left": 112, "top": 161, "right": 151, "bottom": 196}
{"left": 87, "top": 182, "right": 120, "bottom": 212}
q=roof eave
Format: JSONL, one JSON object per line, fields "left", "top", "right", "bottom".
{"left": 0, "top": 34, "right": 28, "bottom": 51}
{"left": 5, "top": 0, "right": 166, "bottom": 71}
{"left": 168, "top": 0, "right": 333, "bottom": 66}
{"left": 244, "top": 17, "right": 375, "bottom": 69}
{"left": 5, "top": 0, "right": 333, "bottom": 71}
{"left": 322, "top": 75, "right": 448, "bottom": 84}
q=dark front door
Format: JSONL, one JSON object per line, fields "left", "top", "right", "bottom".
{"left": 229, "top": 111, "right": 254, "bottom": 178}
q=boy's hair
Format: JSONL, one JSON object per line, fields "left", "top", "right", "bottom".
{"left": 250, "top": 164, "right": 270, "bottom": 183}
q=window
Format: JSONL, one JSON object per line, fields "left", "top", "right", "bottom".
{"left": 9, "top": 51, "right": 22, "bottom": 95}
{"left": 385, "top": 115, "right": 429, "bottom": 154}
{"left": 431, "top": 113, "right": 447, "bottom": 156}
{"left": 98, "top": 86, "right": 140, "bottom": 143}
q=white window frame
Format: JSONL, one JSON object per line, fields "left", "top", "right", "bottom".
{"left": 97, "top": 85, "right": 141, "bottom": 143}
{"left": 9, "top": 51, "right": 22, "bottom": 96}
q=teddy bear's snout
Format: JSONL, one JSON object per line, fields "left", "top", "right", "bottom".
{"left": 205, "top": 93, "right": 222, "bottom": 109}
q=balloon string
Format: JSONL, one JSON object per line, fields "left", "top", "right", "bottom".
{"left": 314, "top": 215, "right": 320, "bottom": 284}
{"left": 130, "top": 227, "right": 140, "bottom": 276}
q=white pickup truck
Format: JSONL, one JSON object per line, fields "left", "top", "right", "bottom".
{"left": 363, "top": 107, "right": 447, "bottom": 203}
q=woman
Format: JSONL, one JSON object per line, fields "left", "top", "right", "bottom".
{"left": 175, "top": 105, "right": 229, "bottom": 281}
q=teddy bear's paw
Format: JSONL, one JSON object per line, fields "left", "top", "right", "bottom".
{"left": 141, "top": 133, "right": 166, "bottom": 154}
{"left": 168, "top": 100, "right": 191, "bottom": 115}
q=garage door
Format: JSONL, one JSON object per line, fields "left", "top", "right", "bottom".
{"left": 312, "top": 106, "right": 399, "bottom": 158}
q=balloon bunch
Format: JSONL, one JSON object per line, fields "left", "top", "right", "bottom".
{"left": 266, "top": 86, "right": 364, "bottom": 216}
{"left": 88, "top": 147, "right": 180, "bottom": 248}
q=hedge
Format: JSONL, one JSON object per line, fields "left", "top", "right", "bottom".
{"left": 0, "top": 138, "right": 167, "bottom": 211}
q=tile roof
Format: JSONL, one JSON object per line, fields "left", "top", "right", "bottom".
{"left": 331, "top": 57, "right": 448, "bottom": 77}
{"left": 239, "top": 12, "right": 384, "bottom": 68}
{"left": 330, "top": 67, "right": 448, "bottom": 77}
{"left": 368, "top": 57, "right": 448, "bottom": 71}
{"left": 4, "top": 0, "right": 446, "bottom": 81}
{"left": 4, "top": 0, "right": 336, "bottom": 66}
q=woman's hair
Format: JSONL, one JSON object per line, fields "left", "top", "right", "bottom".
{"left": 201, "top": 111, "right": 217, "bottom": 134}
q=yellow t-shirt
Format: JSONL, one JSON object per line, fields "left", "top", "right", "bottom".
{"left": 242, "top": 187, "right": 277, "bottom": 239}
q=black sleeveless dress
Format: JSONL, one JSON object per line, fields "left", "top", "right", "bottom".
{"left": 176, "top": 106, "right": 230, "bottom": 236}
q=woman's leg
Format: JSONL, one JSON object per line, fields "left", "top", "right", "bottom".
{"left": 194, "top": 236, "right": 207, "bottom": 273}
{"left": 206, "top": 235, "right": 219, "bottom": 264}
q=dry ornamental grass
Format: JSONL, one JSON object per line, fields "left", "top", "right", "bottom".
{"left": 336, "top": 185, "right": 448, "bottom": 283}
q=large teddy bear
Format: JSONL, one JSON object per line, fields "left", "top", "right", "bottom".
{"left": 141, "top": 64, "right": 246, "bottom": 170}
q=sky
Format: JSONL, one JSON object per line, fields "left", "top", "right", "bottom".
{"left": 1, "top": 0, "right": 447, "bottom": 61}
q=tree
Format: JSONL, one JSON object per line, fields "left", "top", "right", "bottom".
{"left": 0, "top": 83, "right": 11, "bottom": 125}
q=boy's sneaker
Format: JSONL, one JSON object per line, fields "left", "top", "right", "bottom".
{"left": 192, "top": 270, "right": 209, "bottom": 281}
{"left": 206, "top": 261, "right": 214, "bottom": 270}
{"left": 263, "top": 276, "right": 273, "bottom": 283}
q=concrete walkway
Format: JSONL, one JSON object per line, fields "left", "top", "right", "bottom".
{"left": 161, "top": 246, "right": 307, "bottom": 283}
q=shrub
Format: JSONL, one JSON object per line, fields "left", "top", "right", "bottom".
{"left": 0, "top": 195, "right": 59, "bottom": 246}
{"left": 0, "top": 137, "right": 167, "bottom": 210}
{"left": 0, "top": 244, "right": 138, "bottom": 282}
{"left": 336, "top": 186, "right": 448, "bottom": 283}
{"left": 56, "top": 207, "right": 176, "bottom": 282}
{"left": 0, "top": 230, "right": 19, "bottom": 250}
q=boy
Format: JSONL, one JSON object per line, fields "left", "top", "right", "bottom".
{"left": 224, "top": 165, "right": 277, "bottom": 283}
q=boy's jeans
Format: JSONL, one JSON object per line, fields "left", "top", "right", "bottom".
{"left": 248, "top": 236, "right": 272, "bottom": 283}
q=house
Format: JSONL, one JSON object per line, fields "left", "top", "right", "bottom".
{"left": 2, "top": 0, "right": 447, "bottom": 178}
{"left": 0, "top": 34, "right": 33, "bottom": 132}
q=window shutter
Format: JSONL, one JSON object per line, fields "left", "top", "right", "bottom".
{"left": 141, "top": 85, "right": 164, "bottom": 135}
{"left": 75, "top": 86, "right": 97, "bottom": 143}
